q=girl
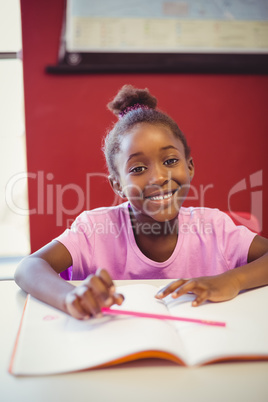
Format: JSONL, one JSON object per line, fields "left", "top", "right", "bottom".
{"left": 15, "top": 85, "right": 268, "bottom": 319}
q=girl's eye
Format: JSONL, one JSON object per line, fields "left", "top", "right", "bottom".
{"left": 164, "top": 158, "right": 178, "bottom": 166}
{"left": 130, "top": 166, "right": 147, "bottom": 174}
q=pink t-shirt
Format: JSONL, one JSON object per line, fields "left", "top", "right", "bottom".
{"left": 55, "top": 202, "right": 256, "bottom": 280}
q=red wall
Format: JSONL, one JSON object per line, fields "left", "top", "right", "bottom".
{"left": 21, "top": 0, "right": 268, "bottom": 252}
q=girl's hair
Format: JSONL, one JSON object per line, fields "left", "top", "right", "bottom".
{"left": 103, "top": 85, "right": 191, "bottom": 177}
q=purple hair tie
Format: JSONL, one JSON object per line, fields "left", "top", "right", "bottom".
{"left": 119, "top": 103, "right": 150, "bottom": 119}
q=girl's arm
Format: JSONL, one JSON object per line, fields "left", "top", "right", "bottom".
{"left": 15, "top": 241, "right": 123, "bottom": 319}
{"left": 155, "top": 235, "right": 268, "bottom": 306}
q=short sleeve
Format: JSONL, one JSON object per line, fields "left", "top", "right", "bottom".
{"left": 55, "top": 211, "right": 96, "bottom": 280}
{"left": 215, "top": 211, "right": 257, "bottom": 269}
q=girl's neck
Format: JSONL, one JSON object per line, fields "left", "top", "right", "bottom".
{"left": 128, "top": 205, "right": 179, "bottom": 236}
{"left": 128, "top": 206, "right": 179, "bottom": 262}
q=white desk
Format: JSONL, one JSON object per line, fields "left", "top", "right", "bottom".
{"left": 1, "top": 279, "right": 268, "bottom": 402}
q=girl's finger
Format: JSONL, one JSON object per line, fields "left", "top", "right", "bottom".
{"left": 111, "top": 292, "right": 125, "bottom": 306}
{"left": 65, "top": 292, "right": 91, "bottom": 320}
{"left": 83, "top": 271, "right": 124, "bottom": 308}
{"left": 93, "top": 269, "right": 125, "bottom": 306}
{"left": 96, "top": 268, "right": 115, "bottom": 290}
{"left": 83, "top": 275, "right": 113, "bottom": 312}
{"left": 78, "top": 286, "right": 103, "bottom": 317}
{"left": 155, "top": 279, "right": 187, "bottom": 299}
{"left": 171, "top": 280, "right": 197, "bottom": 298}
{"left": 192, "top": 291, "right": 208, "bottom": 307}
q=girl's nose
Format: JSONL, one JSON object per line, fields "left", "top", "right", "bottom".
{"left": 148, "top": 164, "right": 170, "bottom": 186}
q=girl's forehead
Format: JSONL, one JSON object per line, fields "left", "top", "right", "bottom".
{"left": 120, "top": 123, "right": 184, "bottom": 153}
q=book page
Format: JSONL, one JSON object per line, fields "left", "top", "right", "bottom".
{"left": 10, "top": 284, "right": 268, "bottom": 375}
{"left": 10, "top": 284, "right": 187, "bottom": 375}
{"left": 165, "top": 286, "right": 268, "bottom": 366}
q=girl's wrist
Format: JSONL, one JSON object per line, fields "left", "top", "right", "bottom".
{"left": 228, "top": 263, "right": 258, "bottom": 293}
{"left": 231, "top": 269, "right": 244, "bottom": 293}
{"left": 221, "top": 268, "right": 243, "bottom": 294}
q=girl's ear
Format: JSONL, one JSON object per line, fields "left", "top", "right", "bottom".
{"left": 108, "top": 175, "right": 126, "bottom": 199}
{"left": 187, "top": 157, "right": 195, "bottom": 181}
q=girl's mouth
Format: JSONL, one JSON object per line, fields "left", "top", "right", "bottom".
{"left": 145, "top": 189, "right": 178, "bottom": 201}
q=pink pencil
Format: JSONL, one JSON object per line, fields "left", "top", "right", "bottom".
{"left": 101, "top": 307, "right": 226, "bottom": 327}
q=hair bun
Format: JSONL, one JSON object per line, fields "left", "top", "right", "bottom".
{"left": 107, "top": 84, "right": 157, "bottom": 117}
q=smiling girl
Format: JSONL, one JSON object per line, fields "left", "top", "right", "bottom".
{"left": 15, "top": 85, "right": 268, "bottom": 319}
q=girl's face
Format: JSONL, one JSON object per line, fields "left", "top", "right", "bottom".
{"left": 112, "top": 123, "right": 194, "bottom": 223}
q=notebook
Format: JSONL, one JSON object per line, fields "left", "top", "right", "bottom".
{"left": 9, "top": 284, "right": 268, "bottom": 375}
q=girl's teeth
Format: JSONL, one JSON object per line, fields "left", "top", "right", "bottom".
{"left": 150, "top": 192, "right": 173, "bottom": 201}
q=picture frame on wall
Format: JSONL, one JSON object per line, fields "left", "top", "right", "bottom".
{"left": 46, "top": 0, "right": 268, "bottom": 74}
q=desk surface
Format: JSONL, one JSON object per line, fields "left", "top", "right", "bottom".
{"left": 1, "top": 279, "right": 268, "bottom": 402}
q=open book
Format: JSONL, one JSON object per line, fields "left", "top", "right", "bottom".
{"left": 9, "top": 284, "right": 268, "bottom": 375}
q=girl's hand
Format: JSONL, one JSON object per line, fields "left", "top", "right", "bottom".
{"left": 155, "top": 272, "right": 241, "bottom": 307}
{"left": 65, "top": 268, "right": 124, "bottom": 319}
